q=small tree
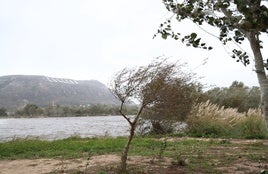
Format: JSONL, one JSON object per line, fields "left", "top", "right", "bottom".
{"left": 111, "top": 58, "right": 188, "bottom": 172}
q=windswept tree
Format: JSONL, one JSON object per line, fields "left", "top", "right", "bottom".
{"left": 110, "top": 58, "right": 195, "bottom": 172}
{"left": 157, "top": 0, "right": 268, "bottom": 129}
{"left": 142, "top": 68, "right": 202, "bottom": 134}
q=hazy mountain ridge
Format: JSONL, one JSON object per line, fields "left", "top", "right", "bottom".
{"left": 0, "top": 75, "right": 118, "bottom": 109}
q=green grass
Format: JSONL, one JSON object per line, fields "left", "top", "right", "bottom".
{"left": 0, "top": 136, "right": 176, "bottom": 159}
{"left": 0, "top": 137, "right": 127, "bottom": 159}
{"left": 0, "top": 136, "right": 166, "bottom": 160}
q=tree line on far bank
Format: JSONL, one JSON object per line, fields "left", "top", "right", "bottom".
{"left": 0, "top": 81, "right": 261, "bottom": 118}
{"left": 0, "top": 104, "right": 138, "bottom": 117}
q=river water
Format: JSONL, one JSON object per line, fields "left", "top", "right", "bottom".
{"left": 0, "top": 116, "right": 130, "bottom": 142}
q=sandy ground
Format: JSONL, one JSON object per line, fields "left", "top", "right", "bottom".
{"left": 0, "top": 155, "right": 175, "bottom": 174}
{"left": 0, "top": 158, "right": 85, "bottom": 174}
{"left": 0, "top": 155, "right": 120, "bottom": 174}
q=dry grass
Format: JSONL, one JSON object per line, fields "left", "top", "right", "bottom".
{"left": 187, "top": 101, "right": 268, "bottom": 138}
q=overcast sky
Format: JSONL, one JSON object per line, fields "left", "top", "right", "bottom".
{"left": 0, "top": 0, "right": 265, "bottom": 88}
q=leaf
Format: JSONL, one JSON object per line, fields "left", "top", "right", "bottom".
{"left": 193, "top": 38, "right": 201, "bottom": 47}
{"left": 162, "top": 34, "right": 168, "bottom": 40}
{"left": 190, "top": 33, "right": 197, "bottom": 39}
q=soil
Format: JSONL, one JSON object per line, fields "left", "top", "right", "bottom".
{"left": 0, "top": 155, "right": 184, "bottom": 174}
{"left": 0, "top": 138, "right": 267, "bottom": 174}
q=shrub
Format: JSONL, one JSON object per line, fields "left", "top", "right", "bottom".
{"left": 187, "top": 101, "right": 241, "bottom": 137}
{"left": 187, "top": 101, "right": 267, "bottom": 139}
{"left": 233, "top": 109, "right": 268, "bottom": 139}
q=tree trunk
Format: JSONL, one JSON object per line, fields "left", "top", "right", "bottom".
{"left": 119, "top": 104, "right": 144, "bottom": 173}
{"left": 120, "top": 123, "right": 135, "bottom": 173}
{"left": 247, "top": 32, "right": 268, "bottom": 129}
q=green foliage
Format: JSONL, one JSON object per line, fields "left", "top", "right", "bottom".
{"left": 43, "top": 104, "right": 122, "bottom": 117}
{"left": 15, "top": 104, "right": 43, "bottom": 117}
{"left": 234, "top": 110, "right": 268, "bottom": 139}
{"left": 13, "top": 104, "right": 132, "bottom": 117}
{"left": 205, "top": 81, "right": 260, "bottom": 112}
{"left": 0, "top": 107, "right": 8, "bottom": 117}
{"left": 188, "top": 120, "right": 229, "bottom": 138}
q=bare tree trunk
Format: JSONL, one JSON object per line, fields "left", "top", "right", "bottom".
{"left": 120, "top": 123, "right": 135, "bottom": 173}
{"left": 247, "top": 32, "right": 268, "bottom": 129}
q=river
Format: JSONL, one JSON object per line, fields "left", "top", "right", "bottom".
{"left": 0, "top": 116, "right": 130, "bottom": 142}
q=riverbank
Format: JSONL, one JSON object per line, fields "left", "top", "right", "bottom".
{"left": 0, "top": 137, "right": 267, "bottom": 173}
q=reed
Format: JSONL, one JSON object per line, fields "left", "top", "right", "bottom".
{"left": 187, "top": 101, "right": 268, "bottom": 138}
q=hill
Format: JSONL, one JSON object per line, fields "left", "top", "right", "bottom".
{"left": 0, "top": 75, "right": 118, "bottom": 109}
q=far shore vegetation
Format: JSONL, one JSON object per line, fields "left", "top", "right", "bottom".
{"left": 0, "top": 80, "right": 262, "bottom": 118}
{"left": 0, "top": 104, "right": 138, "bottom": 118}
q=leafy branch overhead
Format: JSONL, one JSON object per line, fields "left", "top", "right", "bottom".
{"left": 157, "top": 0, "right": 268, "bottom": 66}
{"left": 155, "top": 19, "right": 212, "bottom": 50}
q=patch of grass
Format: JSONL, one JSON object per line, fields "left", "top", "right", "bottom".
{"left": 0, "top": 137, "right": 127, "bottom": 159}
{"left": 0, "top": 137, "right": 168, "bottom": 159}
{"left": 129, "top": 137, "right": 166, "bottom": 156}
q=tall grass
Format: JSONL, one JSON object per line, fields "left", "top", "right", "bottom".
{"left": 187, "top": 101, "right": 268, "bottom": 139}
{"left": 234, "top": 109, "right": 268, "bottom": 139}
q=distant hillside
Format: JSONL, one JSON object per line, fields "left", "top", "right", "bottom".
{"left": 0, "top": 75, "right": 119, "bottom": 109}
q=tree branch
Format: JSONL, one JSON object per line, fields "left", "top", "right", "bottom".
{"left": 119, "top": 100, "right": 132, "bottom": 125}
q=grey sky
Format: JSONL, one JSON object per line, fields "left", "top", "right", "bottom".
{"left": 0, "top": 0, "right": 263, "bottom": 87}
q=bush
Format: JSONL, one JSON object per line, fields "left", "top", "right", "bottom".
{"left": 187, "top": 101, "right": 268, "bottom": 139}
{"left": 187, "top": 101, "right": 241, "bottom": 137}
{"left": 233, "top": 109, "right": 268, "bottom": 139}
